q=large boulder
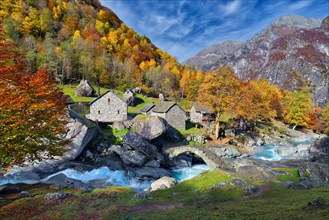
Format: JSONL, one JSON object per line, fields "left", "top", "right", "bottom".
{"left": 131, "top": 115, "right": 168, "bottom": 141}
{"left": 127, "top": 167, "right": 171, "bottom": 180}
{"left": 121, "top": 150, "right": 148, "bottom": 167}
{"left": 232, "top": 158, "right": 281, "bottom": 181}
{"left": 209, "top": 146, "right": 242, "bottom": 158}
{"left": 75, "top": 80, "right": 96, "bottom": 97}
{"left": 277, "top": 146, "right": 297, "bottom": 157}
{"left": 150, "top": 176, "right": 177, "bottom": 191}
{"left": 297, "top": 162, "right": 329, "bottom": 188}
{"left": 43, "top": 173, "right": 85, "bottom": 189}
{"left": 62, "top": 120, "right": 99, "bottom": 160}
{"left": 309, "top": 136, "right": 329, "bottom": 159}
{"left": 122, "top": 132, "right": 159, "bottom": 158}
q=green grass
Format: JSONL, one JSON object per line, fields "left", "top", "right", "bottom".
{"left": 275, "top": 167, "right": 300, "bottom": 182}
{"left": 180, "top": 126, "right": 204, "bottom": 135}
{"left": 1, "top": 170, "right": 329, "bottom": 220}
{"left": 60, "top": 84, "right": 109, "bottom": 103}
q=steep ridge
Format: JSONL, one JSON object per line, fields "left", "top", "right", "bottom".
{"left": 185, "top": 15, "right": 329, "bottom": 106}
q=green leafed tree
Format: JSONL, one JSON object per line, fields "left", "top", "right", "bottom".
{"left": 283, "top": 87, "right": 315, "bottom": 129}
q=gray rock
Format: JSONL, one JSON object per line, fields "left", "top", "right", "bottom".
{"left": 121, "top": 150, "right": 148, "bottom": 167}
{"left": 45, "top": 192, "right": 72, "bottom": 200}
{"left": 277, "top": 146, "right": 297, "bottom": 157}
{"left": 297, "top": 143, "right": 311, "bottom": 152}
{"left": 95, "top": 156, "right": 124, "bottom": 171}
{"left": 127, "top": 167, "right": 171, "bottom": 180}
{"left": 310, "top": 136, "right": 329, "bottom": 158}
{"left": 111, "top": 121, "right": 126, "bottom": 130}
{"left": 106, "top": 144, "right": 130, "bottom": 156}
{"left": 298, "top": 162, "right": 329, "bottom": 187}
{"left": 145, "top": 160, "right": 161, "bottom": 168}
{"left": 133, "top": 191, "right": 152, "bottom": 200}
{"left": 16, "top": 191, "right": 30, "bottom": 199}
{"left": 131, "top": 116, "right": 168, "bottom": 141}
{"left": 75, "top": 80, "right": 95, "bottom": 97}
{"left": 62, "top": 120, "right": 99, "bottom": 160}
{"left": 232, "top": 158, "right": 280, "bottom": 181}
{"left": 225, "top": 129, "right": 235, "bottom": 137}
{"left": 132, "top": 87, "right": 142, "bottom": 94}
{"left": 150, "top": 176, "right": 177, "bottom": 191}
{"left": 224, "top": 147, "right": 242, "bottom": 157}
{"left": 213, "top": 178, "right": 257, "bottom": 193}
{"left": 43, "top": 173, "right": 85, "bottom": 189}
{"left": 123, "top": 132, "right": 159, "bottom": 158}
{"left": 256, "top": 137, "right": 265, "bottom": 146}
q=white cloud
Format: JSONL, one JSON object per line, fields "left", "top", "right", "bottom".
{"left": 289, "top": 0, "right": 313, "bottom": 10}
{"left": 222, "top": 0, "right": 241, "bottom": 16}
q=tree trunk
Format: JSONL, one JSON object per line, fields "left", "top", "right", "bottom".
{"left": 215, "top": 112, "right": 220, "bottom": 140}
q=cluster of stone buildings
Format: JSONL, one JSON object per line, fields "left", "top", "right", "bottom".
{"left": 83, "top": 82, "right": 215, "bottom": 130}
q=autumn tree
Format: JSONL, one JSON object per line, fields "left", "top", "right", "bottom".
{"left": 283, "top": 87, "right": 315, "bottom": 129}
{"left": 197, "top": 66, "right": 241, "bottom": 139}
{"left": 0, "top": 37, "right": 67, "bottom": 169}
{"left": 237, "top": 79, "right": 282, "bottom": 121}
{"left": 320, "top": 103, "right": 329, "bottom": 134}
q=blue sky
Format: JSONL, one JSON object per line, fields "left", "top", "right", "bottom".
{"left": 100, "top": 0, "right": 329, "bottom": 62}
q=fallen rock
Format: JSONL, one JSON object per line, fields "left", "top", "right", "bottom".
{"left": 145, "top": 160, "right": 161, "bottom": 168}
{"left": 45, "top": 192, "right": 72, "bottom": 200}
{"left": 277, "top": 146, "right": 297, "bottom": 157}
{"left": 123, "top": 132, "right": 159, "bottom": 159}
{"left": 133, "top": 191, "right": 152, "bottom": 200}
{"left": 213, "top": 178, "right": 258, "bottom": 194}
{"left": 43, "top": 173, "right": 85, "bottom": 189}
{"left": 121, "top": 150, "right": 148, "bottom": 167}
{"left": 127, "top": 167, "right": 171, "bottom": 180}
{"left": 297, "top": 162, "right": 329, "bottom": 187}
{"left": 309, "top": 136, "right": 329, "bottom": 159}
{"left": 62, "top": 120, "right": 99, "bottom": 160}
{"left": 111, "top": 121, "right": 126, "bottom": 130}
{"left": 75, "top": 80, "right": 96, "bottom": 97}
{"left": 131, "top": 116, "right": 168, "bottom": 141}
{"left": 16, "top": 191, "right": 31, "bottom": 199}
{"left": 151, "top": 176, "right": 177, "bottom": 191}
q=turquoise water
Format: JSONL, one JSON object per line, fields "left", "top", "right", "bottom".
{"left": 171, "top": 164, "right": 210, "bottom": 182}
{"left": 1, "top": 165, "right": 211, "bottom": 189}
{"left": 253, "top": 145, "right": 283, "bottom": 161}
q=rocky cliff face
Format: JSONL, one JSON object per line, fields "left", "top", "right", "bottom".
{"left": 185, "top": 15, "right": 329, "bottom": 106}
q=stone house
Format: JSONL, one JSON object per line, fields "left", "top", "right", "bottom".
{"left": 123, "top": 89, "right": 135, "bottom": 106}
{"left": 150, "top": 102, "right": 187, "bottom": 130}
{"left": 87, "top": 91, "right": 127, "bottom": 123}
{"left": 140, "top": 103, "right": 155, "bottom": 115}
{"left": 190, "top": 104, "right": 215, "bottom": 126}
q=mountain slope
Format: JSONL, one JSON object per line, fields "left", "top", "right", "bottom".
{"left": 185, "top": 15, "right": 329, "bottom": 106}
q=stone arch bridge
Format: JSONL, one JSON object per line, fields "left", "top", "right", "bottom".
{"left": 164, "top": 146, "right": 233, "bottom": 171}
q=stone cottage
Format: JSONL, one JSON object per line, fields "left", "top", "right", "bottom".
{"left": 87, "top": 91, "right": 127, "bottom": 123}
{"left": 75, "top": 79, "right": 96, "bottom": 97}
{"left": 140, "top": 103, "right": 155, "bottom": 115}
{"left": 123, "top": 89, "right": 136, "bottom": 106}
{"left": 150, "top": 102, "right": 186, "bottom": 130}
{"left": 190, "top": 104, "right": 215, "bottom": 126}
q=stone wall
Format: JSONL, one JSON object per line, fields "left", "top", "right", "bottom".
{"left": 190, "top": 106, "right": 202, "bottom": 124}
{"left": 87, "top": 92, "right": 127, "bottom": 122}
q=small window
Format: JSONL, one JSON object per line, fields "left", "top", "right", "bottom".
{"left": 108, "top": 98, "right": 111, "bottom": 103}
{"left": 98, "top": 110, "right": 101, "bottom": 114}
{"left": 117, "top": 110, "right": 120, "bottom": 114}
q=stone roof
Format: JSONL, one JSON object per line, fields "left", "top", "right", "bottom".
{"left": 140, "top": 103, "right": 155, "bottom": 113}
{"left": 192, "top": 104, "right": 214, "bottom": 114}
{"left": 89, "top": 90, "right": 126, "bottom": 106}
{"left": 151, "top": 102, "right": 178, "bottom": 113}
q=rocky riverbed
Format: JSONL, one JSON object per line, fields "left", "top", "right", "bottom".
{"left": 1, "top": 116, "right": 328, "bottom": 196}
